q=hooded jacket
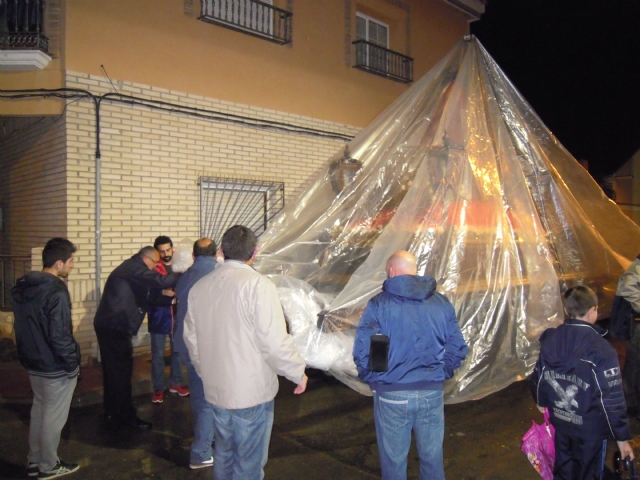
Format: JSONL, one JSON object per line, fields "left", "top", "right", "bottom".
{"left": 12, "top": 272, "right": 80, "bottom": 378}
{"left": 353, "top": 275, "right": 468, "bottom": 392}
{"left": 93, "top": 255, "right": 179, "bottom": 335}
{"left": 530, "top": 319, "right": 630, "bottom": 440}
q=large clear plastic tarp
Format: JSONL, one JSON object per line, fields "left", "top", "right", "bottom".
{"left": 255, "top": 37, "right": 640, "bottom": 403}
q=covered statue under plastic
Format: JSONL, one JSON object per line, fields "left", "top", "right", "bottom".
{"left": 254, "top": 36, "right": 640, "bottom": 403}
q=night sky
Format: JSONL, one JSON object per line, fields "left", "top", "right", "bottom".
{"left": 471, "top": 0, "right": 640, "bottom": 182}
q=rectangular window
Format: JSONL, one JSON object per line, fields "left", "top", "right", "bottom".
{"left": 355, "top": 12, "right": 388, "bottom": 48}
{"left": 355, "top": 12, "right": 389, "bottom": 74}
{"left": 352, "top": 10, "right": 412, "bottom": 83}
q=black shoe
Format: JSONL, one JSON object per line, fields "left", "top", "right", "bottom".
{"left": 38, "top": 459, "right": 79, "bottom": 478}
{"left": 121, "top": 417, "right": 152, "bottom": 430}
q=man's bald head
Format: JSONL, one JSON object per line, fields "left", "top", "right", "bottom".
{"left": 193, "top": 237, "right": 217, "bottom": 257}
{"left": 386, "top": 250, "right": 417, "bottom": 278}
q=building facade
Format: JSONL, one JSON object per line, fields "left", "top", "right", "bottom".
{"left": 0, "top": 0, "right": 480, "bottom": 358}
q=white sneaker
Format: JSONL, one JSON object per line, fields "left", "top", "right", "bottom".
{"left": 189, "top": 457, "right": 214, "bottom": 469}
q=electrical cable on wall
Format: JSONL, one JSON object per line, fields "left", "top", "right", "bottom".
{"left": 0, "top": 86, "right": 355, "bottom": 305}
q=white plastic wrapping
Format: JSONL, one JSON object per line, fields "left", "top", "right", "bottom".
{"left": 171, "top": 239, "right": 195, "bottom": 273}
{"left": 256, "top": 37, "right": 640, "bottom": 403}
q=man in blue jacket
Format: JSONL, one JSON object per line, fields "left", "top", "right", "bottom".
{"left": 353, "top": 250, "right": 468, "bottom": 480}
{"left": 531, "top": 285, "right": 634, "bottom": 479}
{"left": 174, "top": 238, "right": 218, "bottom": 470}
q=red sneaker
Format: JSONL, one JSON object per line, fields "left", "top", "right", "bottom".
{"left": 152, "top": 389, "right": 164, "bottom": 404}
{"left": 169, "top": 385, "right": 190, "bottom": 397}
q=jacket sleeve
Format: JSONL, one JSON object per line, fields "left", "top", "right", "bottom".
{"left": 352, "top": 300, "right": 381, "bottom": 383}
{"left": 183, "top": 290, "right": 201, "bottom": 377}
{"left": 530, "top": 354, "right": 546, "bottom": 406}
{"left": 147, "top": 287, "right": 175, "bottom": 307}
{"left": 594, "top": 351, "right": 631, "bottom": 440}
{"left": 617, "top": 261, "right": 640, "bottom": 313}
{"left": 253, "top": 279, "right": 306, "bottom": 385}
{"left": 45, "top": 289, "right": 80, "bottom": 377}
{"left": 442, "top": 304, "right": 468, "bottom": 379}
{"left": 130, "top": 265, "right": 180, "bottom": 290}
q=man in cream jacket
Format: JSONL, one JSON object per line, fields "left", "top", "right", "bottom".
{"left": 184, "top": 225, "right": 307, "bottom": 479}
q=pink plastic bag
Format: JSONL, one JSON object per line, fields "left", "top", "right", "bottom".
{"left": 521, "top": 408, "right": 555, "bottom": 480}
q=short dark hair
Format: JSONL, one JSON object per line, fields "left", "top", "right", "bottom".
{"left": 42, "top": 238, "right": 77, "bottom": 268}
{"left": 138, "top": 246, "right": 156, "bottom": 258}
{"left": 153, "top": 236, "right": 173, "bottom": 249}
{"left": 221, "top": 225, "right": 257, "bottom": 261}
{"left": 193, "top": 239, "right": 217, "bottom": 257}
{"left": 563, "top": 285, "right": 597, "bottom": 318}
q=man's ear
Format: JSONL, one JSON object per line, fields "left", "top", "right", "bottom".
{"left": 53, "top": 259, "right": 64, "bottom": 271}
{"left": 251, "top": 246, "right": 259, "bottom": 261}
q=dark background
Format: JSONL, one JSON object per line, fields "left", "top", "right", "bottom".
{"left": 471, "top": 0, "right": 640, "bottom": 182}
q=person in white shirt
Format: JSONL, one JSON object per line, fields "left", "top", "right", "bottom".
{"left": 184, "top": 225, "right": 307, "bottom": 479}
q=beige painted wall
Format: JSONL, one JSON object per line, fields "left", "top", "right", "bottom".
{"left": 2, "top": 0, "right": 468, "bottom": 123}
{"left": 614, "top": 150, "right": 640, "bottom": 227}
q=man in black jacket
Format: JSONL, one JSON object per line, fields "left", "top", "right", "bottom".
{"left": 94, "top": 246, "right": 179, "bottom": 430}
{"left": 13, "top": 237, "right": 81, "bottom": 478}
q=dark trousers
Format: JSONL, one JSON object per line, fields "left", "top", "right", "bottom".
{"left": 623, "top": 323, "right": 640, "bottom": 410}
{"left": 553, "top": 430, "right": 607, "bottom": 480}
{"left": 95, "top": 327, "right": 137, "bottom": 421}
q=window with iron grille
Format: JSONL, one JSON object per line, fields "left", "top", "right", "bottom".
{"left": 199, "top": 0, "right": 292, "bottom": 45}
{"left": 199, "top": 176, "right": 285, "bottom": 245}
{"left": 0, "top": 0, "right": 48, "bottom": 51}
{"left": 353, "top": 11, "right": 412, "bottom": 83}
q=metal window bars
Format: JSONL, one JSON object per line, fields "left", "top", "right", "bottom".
{"left": 352, "top": 40, "right": 413, "bottom": 84}
{"left": 199, "top": 0, "right": 292, "bottom": 45}
{"left": 0, "top": 0, "right": 48, "bottom": 51}
{"left": 200, "top": 176, "right": 285, "bottom": 245}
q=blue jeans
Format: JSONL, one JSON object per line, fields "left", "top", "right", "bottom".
{"left": 373, "top": 389, "right": 445, "bottom": 480}
{"left": 150, "top": 333, "right": 184, "bottom": 391}
{"left": 179, "top": 351, "right": 215, "bottom": 465}
{"left": 212, "top": 400, "right": 274, "bottom": 480}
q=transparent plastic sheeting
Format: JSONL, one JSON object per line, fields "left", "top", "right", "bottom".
{"left": 256, "top": 37, "right": 640, "bottom": 403}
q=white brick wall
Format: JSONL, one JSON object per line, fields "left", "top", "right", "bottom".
{"left": 63, "top": 71, "right": 360, "bottom": 359}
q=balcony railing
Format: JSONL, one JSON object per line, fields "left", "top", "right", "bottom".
{"left": 353, "top": 40, "right": 413, "bottom": 84}
{"left": 0, "top": 255, "right": 31, "bottom": 311}
{"left": 199, "top": 0, "right": 292, "bottom": 45}
{"left": 0, "top": 0, "right": 48, "bottom": 51}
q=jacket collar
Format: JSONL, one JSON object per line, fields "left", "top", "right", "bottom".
{"left": 564, "top": 318, "right": 607, "bottom": 337}
{"left": 223, "top": 259, "right": 254, "bottom": 271}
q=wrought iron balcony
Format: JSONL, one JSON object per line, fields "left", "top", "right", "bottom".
{"left": 352, "top": 40, "right": 413, "bottom": 84}
{"left": 199, "top": 0, "right": 292, "bottom": 45}
{"left": 0, "top": 0, "right": 48, "bottom": 52}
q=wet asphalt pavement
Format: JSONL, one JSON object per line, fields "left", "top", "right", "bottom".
{"left": 0, "top": 369, "right": 635, "bottom": 479}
